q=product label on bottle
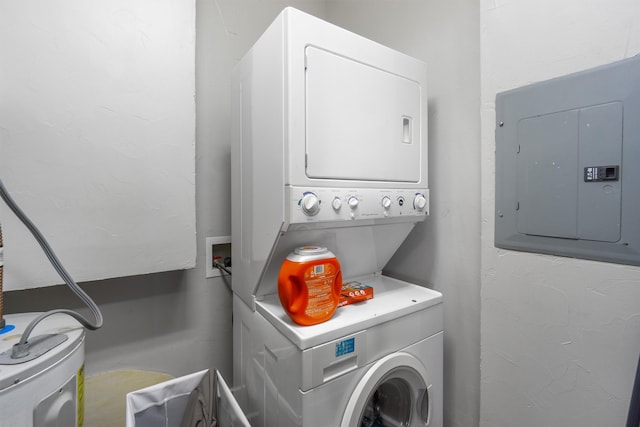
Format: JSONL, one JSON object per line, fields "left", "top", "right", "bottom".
{"left": 303, "top": 263, "right": 337, "bottom": 318}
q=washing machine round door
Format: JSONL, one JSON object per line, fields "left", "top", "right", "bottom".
{"left": 341, "top": 352, "right": 432, "bottom": 427}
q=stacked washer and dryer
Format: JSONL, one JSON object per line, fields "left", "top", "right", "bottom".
{"left": 231, "top": 8, "right": 443, "bottom": 427}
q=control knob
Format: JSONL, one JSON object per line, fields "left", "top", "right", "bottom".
{"left": 348, "top": 196, "right": 359, "bottom": 210}
{"left": 413, "top": 193, "right": 427, "bottom": 211}
{"left": 381, "top": 196, "right": 392, "bottom": 210}
{"left": 301, "top": 193, "right": 320, "bottom": 216}
{"left": 331, "top": 197, "right": 342, "bottom": 211}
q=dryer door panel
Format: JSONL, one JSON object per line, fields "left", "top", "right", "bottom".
{"left": 305, "top": 46, "right": 422, "bottom": 183}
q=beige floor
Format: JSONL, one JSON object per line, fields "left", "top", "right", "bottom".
{"left": 84, "top": 370, "right": 174, "bottom": 427}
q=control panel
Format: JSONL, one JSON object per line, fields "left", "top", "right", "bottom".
{"left": 286, "top": 186, "right": 429, "bottom": 224}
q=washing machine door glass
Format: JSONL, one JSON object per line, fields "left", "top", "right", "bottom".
{"left": 342, "top": 353, "right": 431, "bottom": 427}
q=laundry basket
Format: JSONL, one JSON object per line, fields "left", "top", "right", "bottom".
{"left": 125, "top": 369, "right": 249, "bottom": 427}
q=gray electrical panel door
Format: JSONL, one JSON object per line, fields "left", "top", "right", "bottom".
{"left": 495, "top": 55, "right": 640, "bottom": 266}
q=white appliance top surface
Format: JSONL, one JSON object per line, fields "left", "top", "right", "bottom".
{"left": 255, "top": 274, "right": 442, "bottom": 349}
{"left": 0, "top": 312, "right": 84, "bottom": 391}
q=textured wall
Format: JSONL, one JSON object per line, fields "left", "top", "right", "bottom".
{"left": 481, "top": 1, "right": 640, "bottom": 426}
{"left": 0, "top": 0, "right": 196, "bottom": 290}
{"left": 5, "top": 5, "right": 484, "bottom": 426}
{"left": 5, "top": 0, "right": 327, "bottom": 379}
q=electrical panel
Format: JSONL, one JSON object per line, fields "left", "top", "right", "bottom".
{"left": 495, "top": 55, "right": 640, "bottom": 266}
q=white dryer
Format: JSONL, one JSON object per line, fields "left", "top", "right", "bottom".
{"left": 231, "top": 7, "right": 442, "bottom": 427}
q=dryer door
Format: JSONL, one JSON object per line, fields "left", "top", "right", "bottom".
{"left": 305, "top": 46, "right": 423, "bottom": 183}
{"left": 341, "top": 352, "right": 431, "bottom": 427}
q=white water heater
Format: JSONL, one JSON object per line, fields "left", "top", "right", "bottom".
{"left": 0, "top": 313, "right": 85, "bottom": 427}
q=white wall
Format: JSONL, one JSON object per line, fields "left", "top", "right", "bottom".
{"left": 5, "top": 4, "right": 483, "bottom": 427}
{"left": 5, "top": 0, "right": 327, "bottom": 380}
{"left": 481, "top": 1, "right": 640, "bottom": 426}
{"left": 326, "top": 2, "right": 481, "bottom": 426}
{"left": 0, "top": 0, "right": 196, "bottom": 290}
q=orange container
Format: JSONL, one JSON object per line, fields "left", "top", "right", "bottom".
{"left": 277, "top": 246, "right": 342, "bottom": 326}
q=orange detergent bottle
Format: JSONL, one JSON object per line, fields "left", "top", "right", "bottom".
{"left": 278, "top": 246, "right": 342, "bottom": 326}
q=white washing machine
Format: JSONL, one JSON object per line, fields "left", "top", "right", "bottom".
{"left": 233, "top": 274, "right": 442, "bottom": 427}
{"left": 230, "top": 8, "right": 441, "bottom": 427}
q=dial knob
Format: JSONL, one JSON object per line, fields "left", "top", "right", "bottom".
{"left": 414, "top": 194, "right": 427, "bottom": 211}
{"left": 301, "top": 193, "right": 320, "bottom": 216}
{"left": 348, "top": 196, "right": 359, "bottom": 209}
{"left": 331, "top": 197, "right": 342, "bottom": 211}
{"left": 381, "top": 196, "right": 392, "bottom": 210}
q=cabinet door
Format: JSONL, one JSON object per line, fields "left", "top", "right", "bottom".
{"left": 0, "top": 0, "right": 195, "bottom": 290}
{"left": 305, "top": 46, "right": 422, "bottom": 183}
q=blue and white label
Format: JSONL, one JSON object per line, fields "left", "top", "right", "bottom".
{"left": 335, "top": 337, "right": 355, "bottom": 357}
